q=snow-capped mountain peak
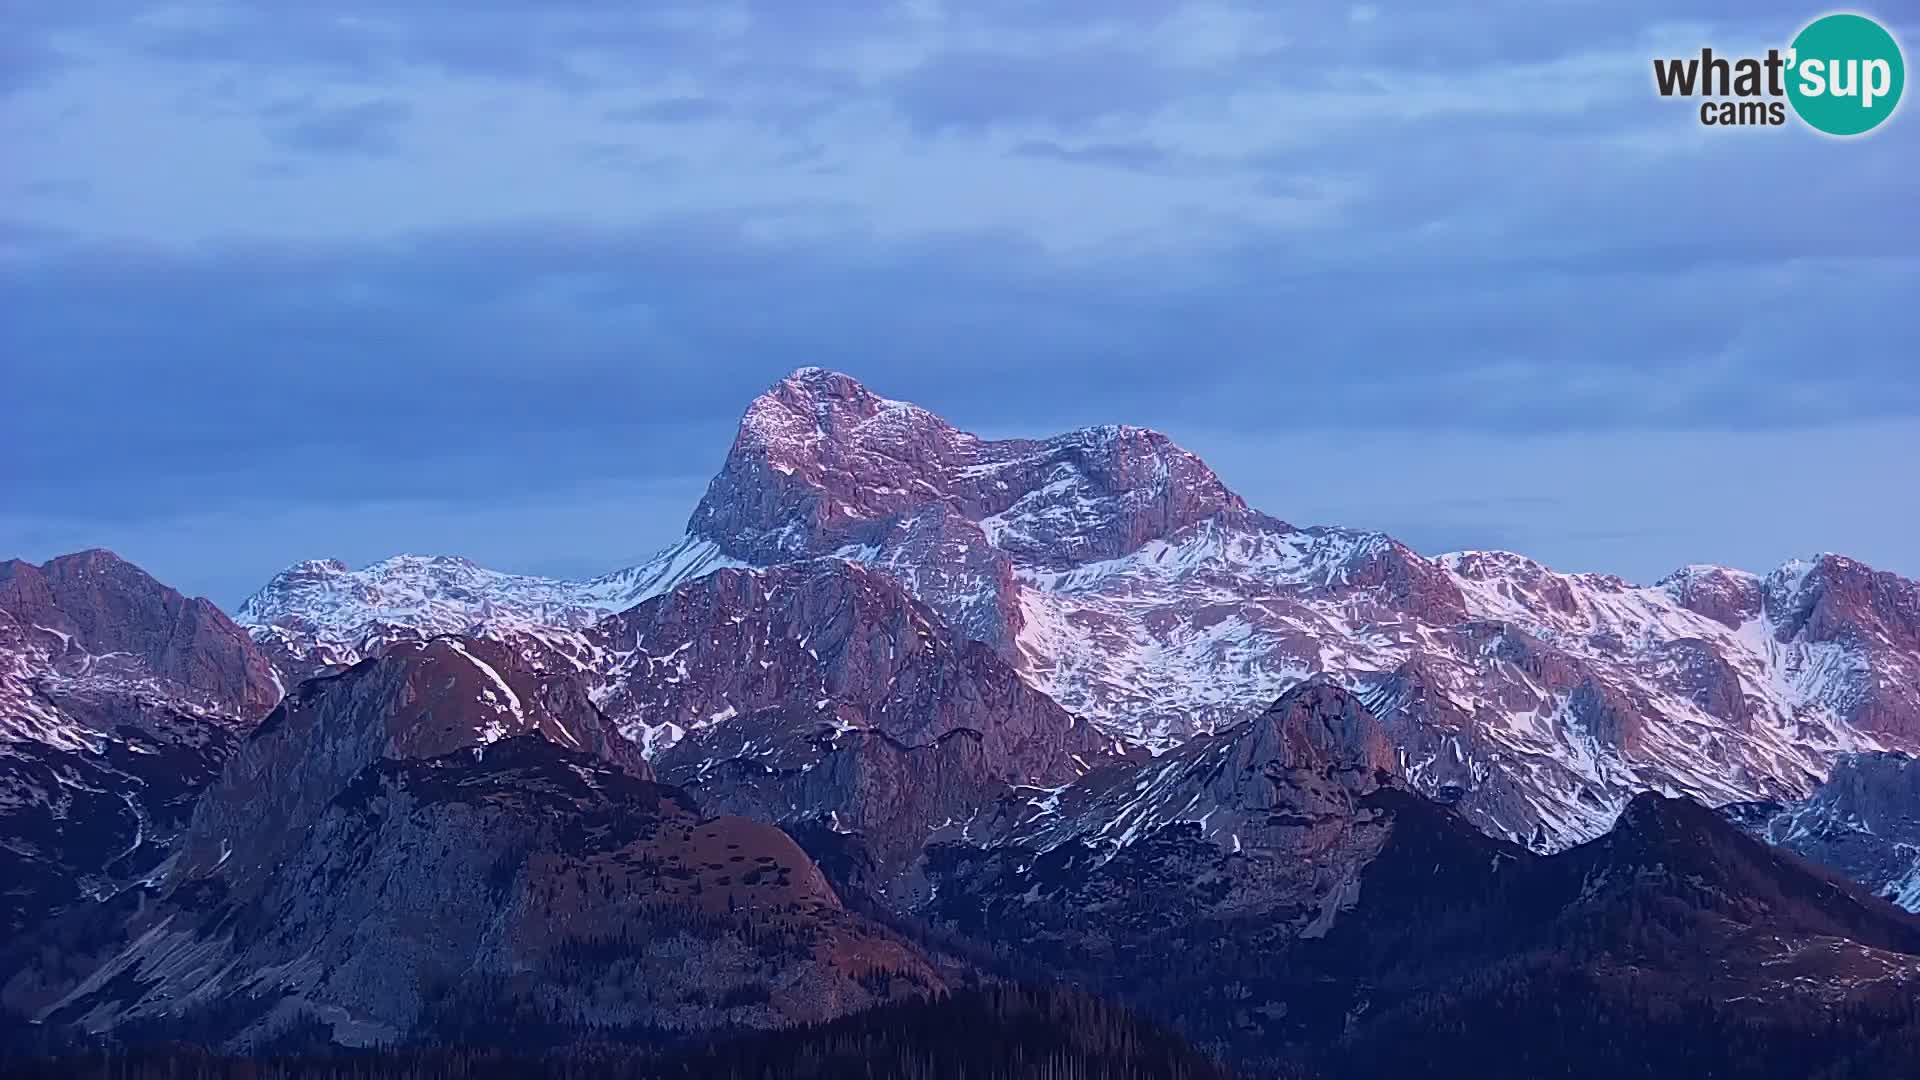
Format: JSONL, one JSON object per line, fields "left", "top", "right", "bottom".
{"left": 225, "top": 371, "right": 1920, "bottom": 855}
{"left": 692, "top": 368, "right": 1245, "bottom": 567}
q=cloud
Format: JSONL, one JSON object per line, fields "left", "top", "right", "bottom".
{"left": 0, "top": 29, "right": 75, "bottom": 96}
{"left": 604, "top": 97, "right": 726, "bottom": 125}
{"left": 9, "top": 1, "right": 1915, "bottom": 253}
{"left": 890, "top": 45, "right": 1186, "bottom": 131}
{"left": 3, "top": 0, "right": 1916, "bottom": 592}
{"left": 264, "top": 98, "right": 413, "bottom": 156}
{"left": 4, "top": 216, "right": 1914, "bottom": 534}
{"left": 1009, "top": 139, "right": 1173, "bottom": 170}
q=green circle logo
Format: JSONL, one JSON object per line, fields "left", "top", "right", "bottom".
{"left": 1786, "top": 13, "right": 1905, "bottom": 135}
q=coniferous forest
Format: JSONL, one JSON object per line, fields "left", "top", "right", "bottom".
{"left": 9, "top": 974, "right": 1920, "bottom": 1080}
{"left": 1, "top": 986, "right": 1236, "bottom": 1080}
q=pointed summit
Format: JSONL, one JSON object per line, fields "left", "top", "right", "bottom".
{"left": 685, "top": 369, "right": 1248, "bottom": 651}
{"left": 692, "top": 368, "right": 1243, "bottom": 564}
{"left": 1, "top": 548, "right": 281, "bottom": 717}
{"left": 1657, "top": 562, "right": 1764, "bottom": 628}
{"left": 1252, "top": 678, "right": 1401, "bottom": 782}
{"left": 176, "top": 633, "right": 646, "bottom": 895}
{"left": 986, "top": 679, "right": 1403, "bottom": 863}
{"left": 1764, "top": 552, "right": 1920, "bottom": 647}
{"left": 1570, "top": 788, "right": 1920, "bottom": 954}
{"left": 744, "top": 368, "right": 934, "bottom": 449}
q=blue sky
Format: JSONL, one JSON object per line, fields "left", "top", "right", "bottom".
{"left": 3, "top": 1, "right": 1916, "bottom": 607}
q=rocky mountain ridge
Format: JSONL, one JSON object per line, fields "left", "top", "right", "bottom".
{"left": 898, "top": 681, "right": 1920, "bottom": 1068}
{"left": 1745, "top": 751, "right": 1920, "bottom": 912}
{"left": 7, "top": 632, "right": 936, "bottom": 1047}
{"left": 4, "top": 550, "right": 1918, "bottom": 1077}
{"left": 0, "top": 551, "right": 283, "bottom": 935}
{"left": 237, "top": 540, "right": 740, "bottom": 683}
{"left": 232, "top": 369, "right": 1920, "bottom": 853}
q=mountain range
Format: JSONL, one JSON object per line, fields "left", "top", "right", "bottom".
{"left": 233, "top": 367, "right": 1920, "bottom": 854}
{"left": 5, "top": 368, "right": 1919, "bottom": 1078}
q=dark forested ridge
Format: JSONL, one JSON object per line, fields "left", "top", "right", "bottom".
{"left": 10, "top": 980, "right": 1918, "bottom": 1080}
{"left": 0, "top": 986, "right": 1236, "bottom": 1080}
{"left": 822, "top": 792, "right": 1920, "bottom": 1080}
{"left": 14, "top": 788, "right": 1920, "bottom": 1080}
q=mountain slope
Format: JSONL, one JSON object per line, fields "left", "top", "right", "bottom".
{"left": 690, "top": 373, "right": 1920, "bottom": 850}
{"left": 1316, "top": 791, "right": 1920, "bottom": 1080}
{"left": 7, "top": 985, "right": 1244, "bottom": 1080}
{"left": 891, "top": 684, "right": 1920, "bottom": 1072}
{"left": 916, "top": 682, "right": 1444, "bottom": 961}
{"left": 245, "top": 555, "right": 1138, "bottom": 887}
{"left": 1750, "top": 751, "right": 1920, "bottom": 911}
{"left": 0, "top": 551, "right": 283, "bottom": 936}
{"left": 590, "top": 559, "right": 1135, "bottom": 879}
{"left": 229, "top": 368, "right": 1920, "bottom": 855}
{"left": 10, "top": 636, "right": 935, "bottom": 1048}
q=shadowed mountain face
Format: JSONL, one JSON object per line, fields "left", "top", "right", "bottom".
{"left": 1743, "top": 751, "right": 1920, "bottom": 912}
{"left": 588, "top": 559, "right": 1136, "bottom": 879}
{"left": 4, "top": 636, "right": 937, "bottom": 1048}
{"left": 3, "top": 985, "right": 1245, "bottom": 1080}
{"left": 167, "top": 635, "right": 649, "bottom": 903}
{"left": 36, "top": 738, "right": 936, "bottom": 1049}
{"left": 0, "top": 551, "right": 283, "bottom": 937}
{"left": 896, "top": 685, "right": 1920, "bottom": 1070}
{"left": 1307, "top": 790, "right": 1920, "bottom": 1080}
{"left": 913, "top": 682, "right": 1431, "bottom": 953}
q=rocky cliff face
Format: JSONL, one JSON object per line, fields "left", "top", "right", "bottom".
{"left": 170, "top": 634, "right": 648, "bottom": 901}
{"left": 683, "top": 367, "right": 1245, "bottom": 650}
{"left": 917, "top": 681, "right": 1413, "bottom": 937}
{"left": 37, "top": 737, "right": 937, "bottom": 1048}
{"left": 588, "top": 559, "right": 1132, "bottom": 877}
{"left": 2, "top": 550, "right": 281, "bottom": 727}
{"left": 1760, "top": 556, "right": 1920, "bottom": 741}
{"left": 1752, "top": 751, "right": 1920, "bottom": 911}
{"left": 0, "top": 551, "right": 282, "bottom": 936}
{"left": 688, "top": 368, "right": 1245, "bottom": 570}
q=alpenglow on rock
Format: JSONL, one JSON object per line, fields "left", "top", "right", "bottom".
{"left": 232, "top": 368, "right": 1920, "bottom": 853}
